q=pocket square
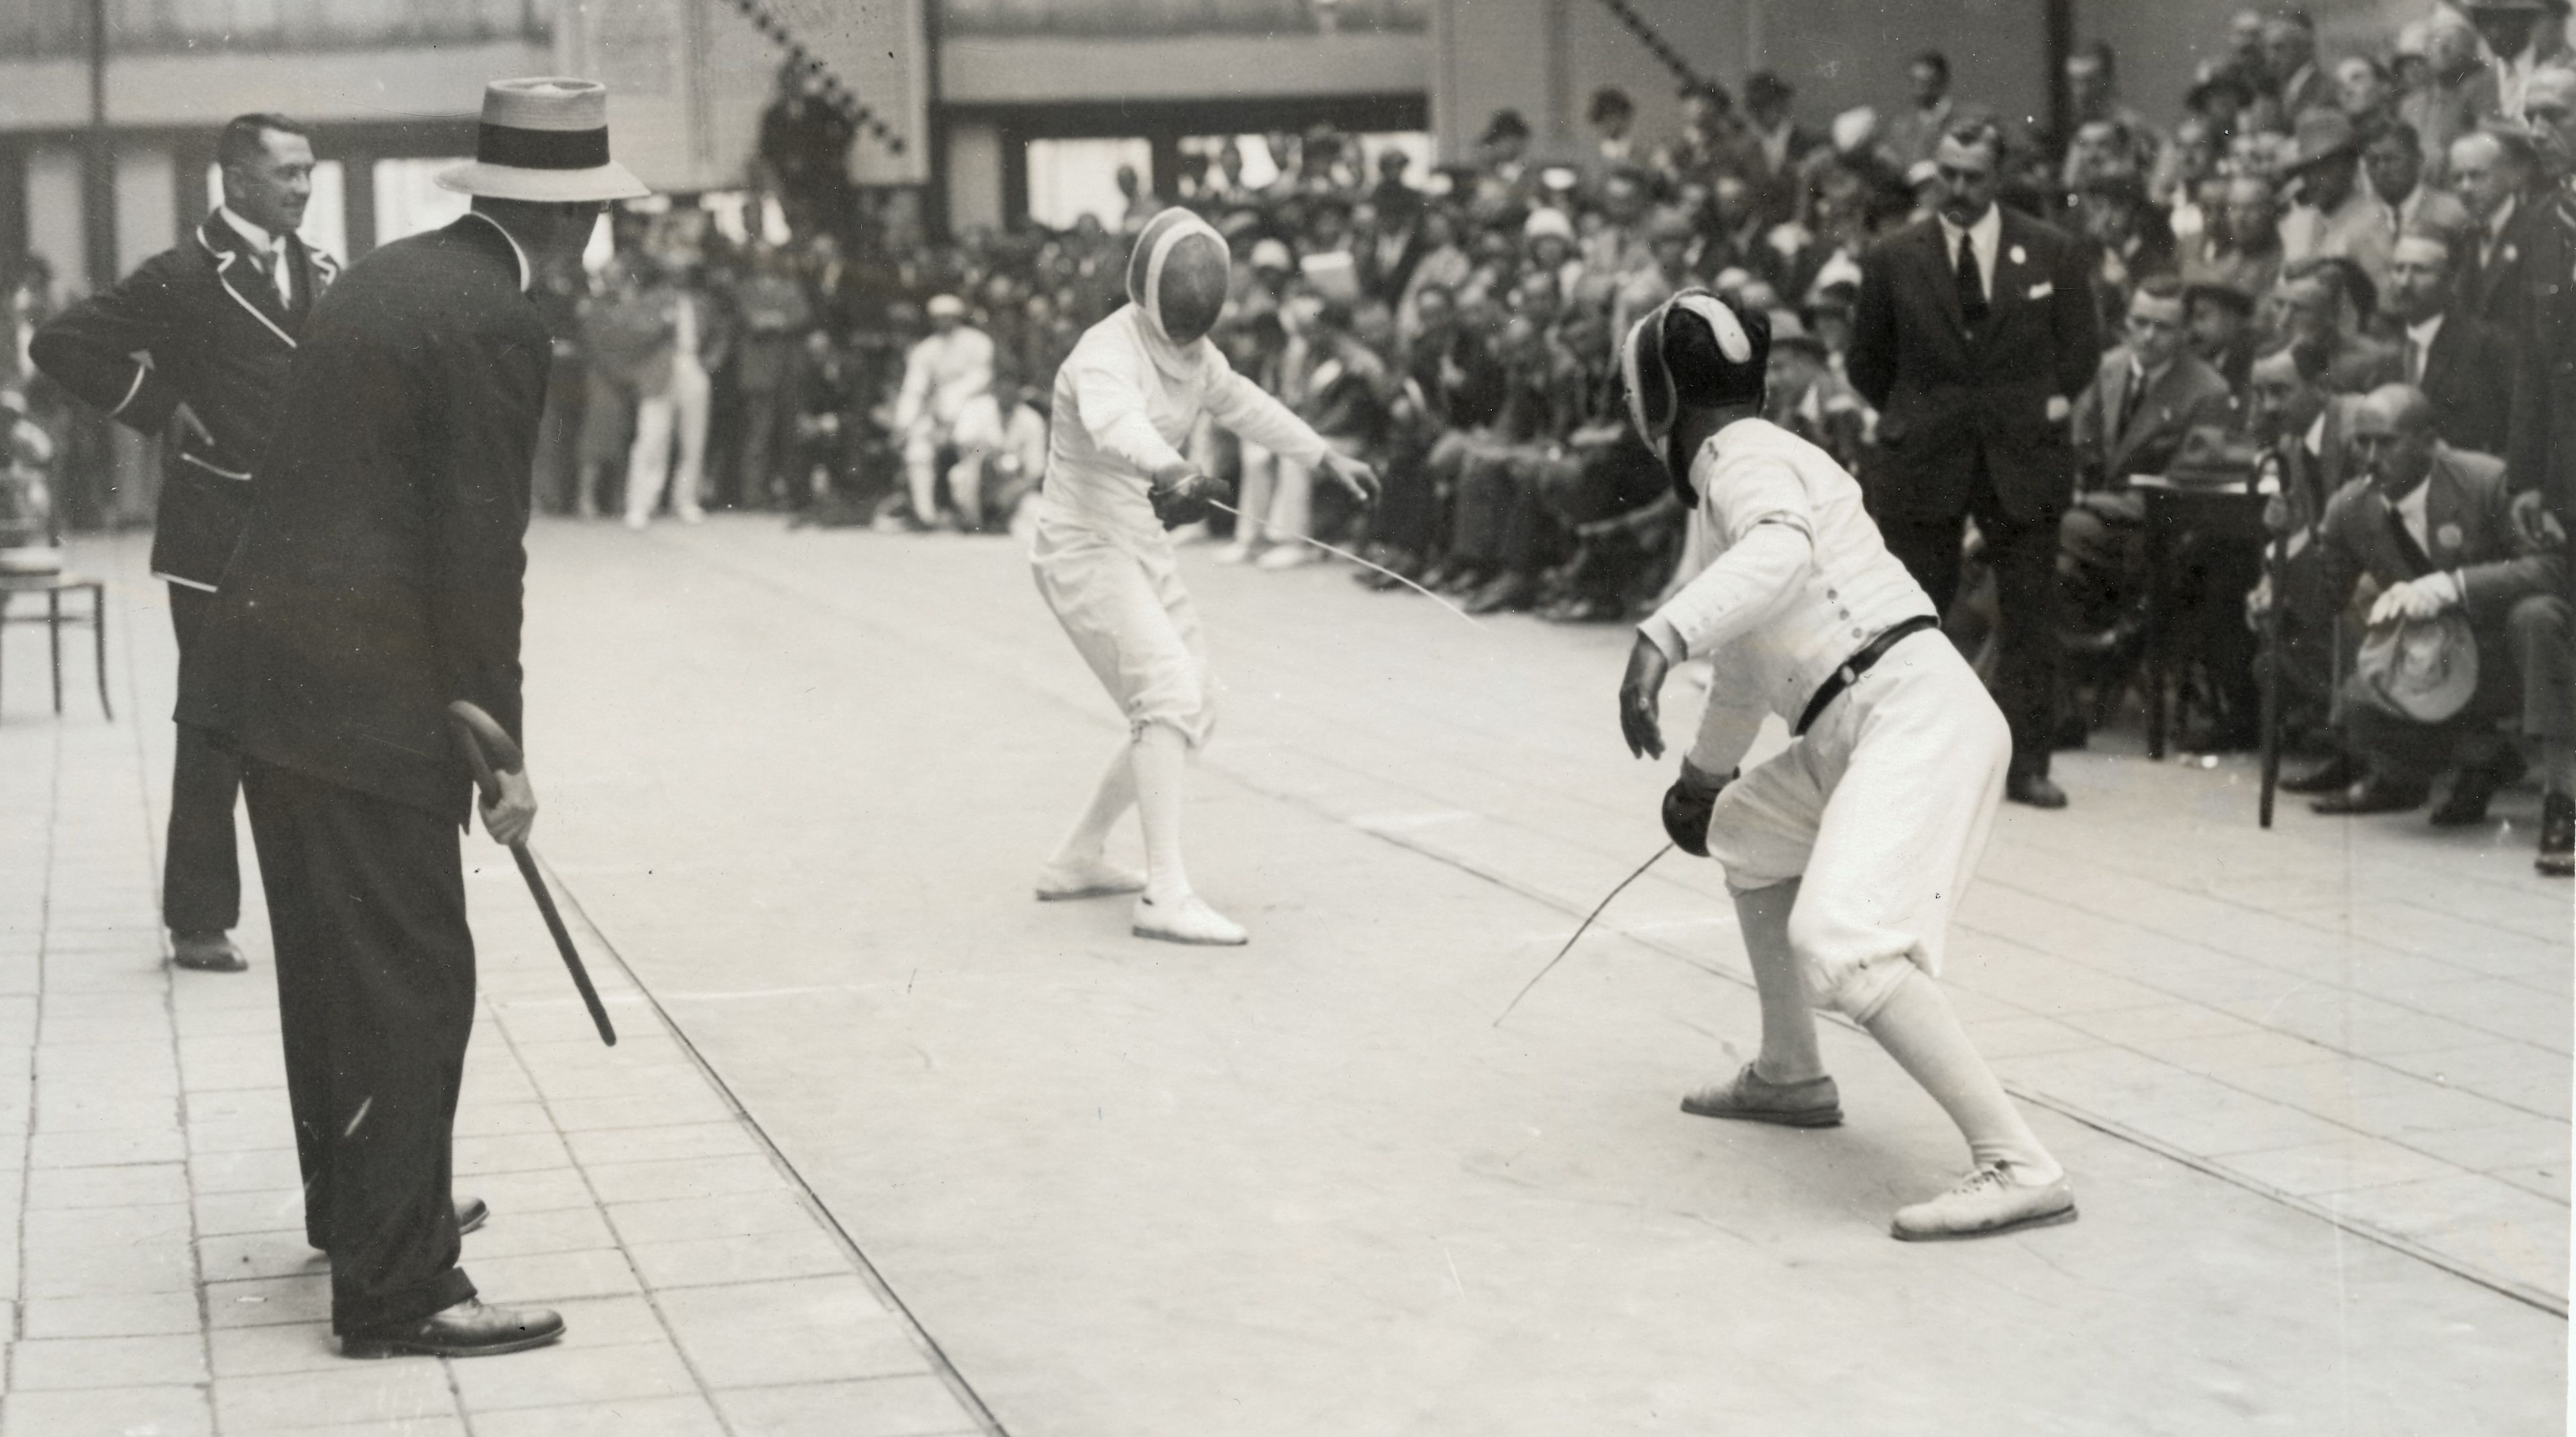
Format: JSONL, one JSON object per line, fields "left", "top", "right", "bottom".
{"left": 2026, "top": 280, "right": 2055, "bottom": 300}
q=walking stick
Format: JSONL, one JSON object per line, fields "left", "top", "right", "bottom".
{"left": 447, "top": 701, "right": 618, "bottom": 1046}
{"left": 2259, "top": 521, "right": 2287, "bottom": 828}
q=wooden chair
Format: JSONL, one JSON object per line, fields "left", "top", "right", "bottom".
{"left": 0, "top": 572, "right": 111, "bottom": 721}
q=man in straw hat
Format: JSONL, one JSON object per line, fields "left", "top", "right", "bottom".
{"left": 1613, "top": 288, "right": 2076, "bottom": 1240}
{"left": 1030, "top": 206, "right": 1377, "bottom": 946}
{"left": 176, "top": 78, "right": 648, "bottom": 1357}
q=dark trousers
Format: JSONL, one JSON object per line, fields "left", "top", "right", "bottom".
{"left": 240, "top": 757, "right": 476, "bottom": 1334}
{"left": 1879, "top": 473, "right": 2063, "bottom": 779}
{"left": 164, "top": 585, "right": 241, "bottom": 935}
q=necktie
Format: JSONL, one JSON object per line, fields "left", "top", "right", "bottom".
{"left": 2116, "top": 365, "right": 2144, "bottom": 440}
{"left": 2404, "top": 335, "right": 2422, "bottom": 386}
{"left": 1954, "top": 231, "right": 1988, "bottom": 325}
{"left": 270, "top": 240, "right": 292, "bottom": 309}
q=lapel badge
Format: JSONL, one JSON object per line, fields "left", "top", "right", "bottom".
{"left": 2436, "top": 521, "right": 2464, "bottom": 551}
{"left": 2008, "top": 244, "right": 2027, "bottom": 266}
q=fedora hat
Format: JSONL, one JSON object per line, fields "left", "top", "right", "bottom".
{"left": 2355, "top": 610, "right": 2480, "bottom": 723}
{"left": 2163, "top": 425, "right": 2262, "bottom": 488}
{"left": 438, "top": 78, "right": 650, "bottom": 203}
{"left": 2286, "top": 107, "right": 2359, "bottom": 171}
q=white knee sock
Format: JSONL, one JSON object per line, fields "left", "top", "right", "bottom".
{"left": 1733, "top": 882, "right": 1825, "bottom": 1084}
{"left": 1049, "top": 738, "right": 1138, "bottom": 869}
{"left": 1132, "top": 723, "right": 1193, "bottom": 902}
{"left": 1862, "top": 969, "right": 2060, "bottom": 1182}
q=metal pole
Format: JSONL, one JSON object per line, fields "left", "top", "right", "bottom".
{"left": 83, "top": 0, "right": 113, "bottom": 291}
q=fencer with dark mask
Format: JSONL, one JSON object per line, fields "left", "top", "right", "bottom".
{"left": 1031, "top": 207, "right": 1379, "bottom": 945}
{"left": 1615, "top": 289, "right": 2077, "bottom": 1240}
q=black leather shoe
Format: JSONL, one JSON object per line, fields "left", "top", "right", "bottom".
{"left": 2005, "top": 772, "right": 2069, "bottom": 809}
{"left": 341, "top": 1298, "right": 564, "bottom": 1359}
{"left": 2279, "top": 753, "right": 2364, "bottom": 795}
{"left": 2430, "top": 765, "right": 2516, "bottom": 827}
{"left": 2538, "top": 793, "right": 2574, "bottom": 877}
{"left": 170, "top": 933, "right": 248, "bottom": 972}
{"left": 457, "top": 1197, "right": 488, "bottom": 1236}
{"left": 2311, "top": 778, "right": 2429, "bottom": 816}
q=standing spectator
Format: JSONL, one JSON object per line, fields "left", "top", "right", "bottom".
{"left": 2256, "top": 10, "right": 2331, "bottom": 132}
{"left": 756, "top": 60, "right": 855, "bottom": 239}
{"left": 1658, "top": 81, "right": 1741, "bottom": 187}
{"left": 892, "top": 293, "right": 996, "bottom": 529}
{"left": 2406, "top": 9, "right": 2501, "bottom": 189}
{"left": 528, "top": 254, "right": 588, "bottom": 515}
{"left": 2277, "top": 109, "right": 2392, "bottom": 286}
{"left": 1474, "top": 109, "right": 1538, "bottom": 209}
{"left": 2468, "top": 0, "right": 2575, "bottom": 121}
{"left": 2276, "top": 256, "right": 2399, "bottom": 392}
{"left": 2384, "top": 232, "right": 2513, "bottom": 456}
{"left": 1848, "top": 115, "right": 2102, "bottom": 808}
{"left": 727, "top": 244, "right": 813, "bottom": 508}
{"left": 576, "top": 254, "right": 672, "bottom": 518}
{"left": 2334, "top": 55, "right": 2401, "bottom": 134}
{"left": 29, "top": 111, "right": 339, "bottom": 974}
{"left": 2506, "top": 64, "right": 2576, "bottom": 873}
{"left": 1741, "top": 71, "right": 1826, "bottom": 226}
{"left": 1888, "top": 51, "right": 1956, "bottom": 169}
{"left": 1588, "top": 87, "right": 1640, "bottom": 170}
{"left": 2451, "top": 127, "right": 2538, "bottom": 327}
{"left": 2361, "top": 122, "right": 2471, "bottom": 255}
{"left": 622, "top": 258, "right": 714, "bottom": 528}
{"left": 172, "top": 76, "right": 645, "bottom": 1359}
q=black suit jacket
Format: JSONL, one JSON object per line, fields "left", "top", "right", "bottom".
{"left": 177, "top": 215, "right": 547, "bottom": 822}
{"left": 2414, "top": 309, "right": 2514, "bottom": 458}
{"left": 30, "top": 213, "right": 337, "bottom": 588}
{"left": 2508, "top": 185, "right": 2576, "bottom": 527}
{"left": 1847, "top": 208, "right": 2103, "bottom": 523}
{"left": 2459, "top": 201, "right": 2530, "bottom": 331}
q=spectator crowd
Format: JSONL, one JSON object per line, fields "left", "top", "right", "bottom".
{"left": 9, "top": 6, "right": 2573, "bottom": 874}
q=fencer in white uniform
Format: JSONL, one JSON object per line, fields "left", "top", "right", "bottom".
{"left": 1031, "top": 207, "right": 1379, "bottom": 945}
{"left": 1615, "top": 290, "right": 2076, "bottom": 1240}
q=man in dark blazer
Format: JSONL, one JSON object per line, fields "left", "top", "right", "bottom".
{"left": 2381, "top": 232, "right": 2514, "bottom": 456}
{"left": 30, "top": 113, "right": 337, "bottom": 973}
{"left": 2449, "top": 127, "right": 2538, "bottom": 329}
{"left": 2307, "top": 386, "right": 2565, "bottom": 829}
{"left": 2506, "top": 65, "right": 2576, "bottom": 874}
{"left": 1849, "top": 115, "right": 2104, "bottom": 806}
{"left": 177, "top": 78, "right": 647, "bottom": 1358}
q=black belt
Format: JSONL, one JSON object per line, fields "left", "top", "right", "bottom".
{"left": 1792, "top": 616, "right": 1940, "bottom": 737}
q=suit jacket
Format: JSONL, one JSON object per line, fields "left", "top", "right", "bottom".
{"left": 2318, "top": 445, "right": 2553, "bottom": 630}
{"left": 2070, "top": 348, "right": 2238, "bottom": 486}
{"left": 1847, "top": 207, "right": 2103, "bottom": 522}
{"left": 29, "top": 212, "right": 338, "bottom": 588}
{"left": 2459, "top": 199, "right": 2529, "bottom": 330}
{"left": 2410, "top": 310, "right": 2514, "bottom": 458}
{"left": 2507, "top": 184, "right": 2576, "bottom": 526}
{"left": 176, "top": 215, "right": 547, "bottom": 822}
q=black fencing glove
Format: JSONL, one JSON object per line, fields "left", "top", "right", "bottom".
{"left": 1149, "top": 470, "right": 1233, "bottom": 529}
{"left": 1660, "top": 760, "right": 1732, "bottom": 859}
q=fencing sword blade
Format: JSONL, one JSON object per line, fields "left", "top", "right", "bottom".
{"left": 1201, "top": 498, "right": 1484, "bottom": 626}
{"left": 1492, "top": 843, "right": 1673, "bottom": 1028}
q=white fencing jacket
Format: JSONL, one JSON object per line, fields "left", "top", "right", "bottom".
{"left": 1038, "top": 304, "right": 1328, "bottom": 547}
{"left": 1641, "top": 418, "right": 1938, "bottom": 776}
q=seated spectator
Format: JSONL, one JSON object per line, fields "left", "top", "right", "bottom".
{"left": 1436, "top": 313, "right": 1583, "bottom": 613}
{"left": 2182, "top": 172, "right": 2286, "bottom": 303}
{"left": 2381, "top": 231, "right": 2512, "bottom": 456}
{"left": 1250, "top": 298, "right": 1392, "bottom": 570}
{"left": 2059, "top": 278, "right": 2249, "bottom": 745}
{"left": 2298, "top": 386, "right": 2566, "bottom": 825}
{"left": 2272, "top": 257, "right": 2398, "bottom": 393}
{"left": 2184, "top": 280, "right": 2259, "bottom": 390}
{"left": 893, "top": 293, "right": 996, "bottom": 530}
{"left": 943, "top": 361, "right": 1049, "bottom": 535}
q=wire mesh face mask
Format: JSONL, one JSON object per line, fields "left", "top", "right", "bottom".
{"left": 1619, "top": 288, "right": 1760, "bottom": 502}
{"left": 1127, "top": 208, "right": 1231, "bottom": 347}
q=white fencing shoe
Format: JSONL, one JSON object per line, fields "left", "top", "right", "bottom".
{"left": 1034, "top": 857, "right": 1148, "bottom": 902}
{"left": 1890, "top": 1164, "right": 2076, "bottom": 1241}
{"left": 1131, "top": 892, "right": 1248, "bottom": 946}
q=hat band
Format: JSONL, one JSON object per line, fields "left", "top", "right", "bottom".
{"left": 476, "top": 123, "right": 611, "bottom": 171}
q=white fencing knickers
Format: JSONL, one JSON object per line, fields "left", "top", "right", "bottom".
{"left": 1032, "top": 519, "right": 1217, "bottom": 749}
{"left": 1701, "top": 628, "right": 2010, "bottom": 1022}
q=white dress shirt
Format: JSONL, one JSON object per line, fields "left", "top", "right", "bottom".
{"left": 1641, "top": 419, "right": 1939, "bottom": 776}
{"left": 217, "top": 205, "right": 291, "bottom": 307}
{"left": 2404, "top": 315, "right": 2443, "bottom": 386}
{"left": 894, "top": 325, "right": 997, "bottom": 434}
{"left": 1936, "top": 204, "right": 2002, "bottom": 303}
{"left": 2396, "top": 474, "right": 2432, "bottom": 553}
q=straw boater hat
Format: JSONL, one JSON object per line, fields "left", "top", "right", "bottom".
{"left": 437, "top": 78, "right": 651, "bottom": 203}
